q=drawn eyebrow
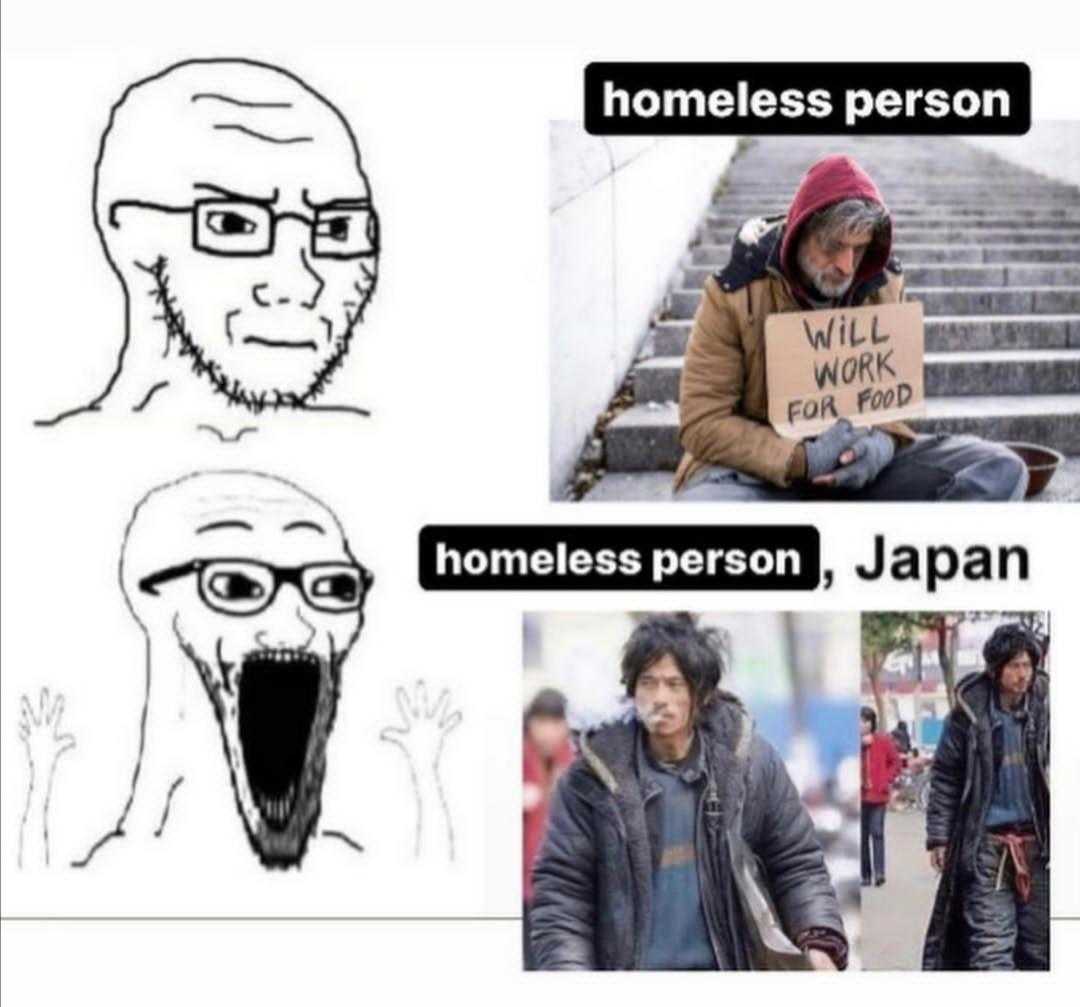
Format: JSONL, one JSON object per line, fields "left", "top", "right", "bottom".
{"left": 194, "top": 182, "right": 279, "bottom": 204}
{"left": 302, "top": 188, "right": 373, "bottom": 210}
{"left": 283, "top": 520, "right": 326, "bottom": 535}
{"left": 196, "top": 519, "right": 254, "bottom": 534}
{"left": 191, "top": 92, "right": 293, "bottom": 109}
{"left": 213, "top": 123, "right": 313, "bottom": 145}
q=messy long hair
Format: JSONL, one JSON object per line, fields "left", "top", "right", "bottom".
{"left": 983, "top": 623, "right": 1043, "bottom": 677}
{"left": 620, "top": 614, "right": 727, "bottom": 719}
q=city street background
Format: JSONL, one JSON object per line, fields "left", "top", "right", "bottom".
{"left": 862, "top": 809, "right": 938, "bottom": 970}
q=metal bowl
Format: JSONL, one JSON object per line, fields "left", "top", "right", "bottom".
{"left": 1004, "top": 441, "right": 1064, "bottom": 498}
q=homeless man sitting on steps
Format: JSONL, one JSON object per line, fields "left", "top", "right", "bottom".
{"left": 674, "top": 154, "right": 1028, "bottom": 502}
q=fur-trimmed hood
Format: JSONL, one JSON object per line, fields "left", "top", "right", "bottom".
{"left": 951, "top": 667, "right": 1050, "bottom": 726}
{"left": 576, "top": 690, "right": 753, "bottom": 797}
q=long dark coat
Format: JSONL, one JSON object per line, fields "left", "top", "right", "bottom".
{"left": 921, "top": 670, "right": 1050, "bottom": 970}
{"left": 529, "top": 692, "right": 846, "bottom": 970}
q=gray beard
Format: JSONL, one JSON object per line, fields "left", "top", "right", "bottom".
{"left": 796, "top": 248, "right": 854, "bottom": 302}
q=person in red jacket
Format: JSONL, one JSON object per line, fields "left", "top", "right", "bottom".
{"left": 523, "top": 688, "right": 574, "bottom": 968}
{"left": 861, "top": 706, "right": 901, "bottom": 886}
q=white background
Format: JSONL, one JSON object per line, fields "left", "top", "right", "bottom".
{"left": 2, "top": 0, "right": 1079, "bottom": 1001}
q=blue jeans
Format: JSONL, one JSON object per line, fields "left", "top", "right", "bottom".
{"left": 677, "top": 435, "right": 1029, "bottom": 502}
{"left": 861, "top": 802, "right": 887, "bottom": 882}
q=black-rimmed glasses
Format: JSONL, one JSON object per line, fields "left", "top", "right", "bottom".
{"left": 109, "top": 198, "right": 379, "bottom": 259}
{"left": 139, "top": 558, "right": 374, "bottom": 616}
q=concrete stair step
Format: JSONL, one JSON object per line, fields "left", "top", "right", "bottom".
{"left": 633, "top": 349, "right": 1080, "bottom": 403}
{"left": 705, "top": 227, "right": 1080, "bottom": 245}
{"left": 603, "top": 395, "right": 1080, "bottom": 469}
{"left": 653, "top": 315, "right": 1080, "bottom": 356}
{"left": 922, "top": 349, "right": 1080, "bottom": 395}
{"left": 719, "top": 182, "right": 1079, "bottom": 195}
{"left": 681, "top": 264, "right": 1080, "bottom": 290}
{"left": 690, "top": 243, "right": 1080, "bottom": 265}
{"left": 911, "top": 394, "right": 1080, "bottom": 452}
{"left": 582, "top": 457, "right": 1080, "bottom": 502}
{"left": 910, "top": 287, "right": 1080, "bottom": 315}
{"left": 722, "top": 192, "right": 1080, "bottom": 205}
{"left": 667, "top": 286, "right": 1080, "bottom": 319}
{"left": 708, "top": 214, "right": 1080, "bottom": 230}
{"left": 707, "top": 203, "right": 1080, "bottom": 219}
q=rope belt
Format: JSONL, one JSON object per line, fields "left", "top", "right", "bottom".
{"left": 990, "top": 830, "right": 1038, "bottom": 903}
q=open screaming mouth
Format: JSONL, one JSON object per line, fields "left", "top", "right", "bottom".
{"left": 238, "top": 648, "right": 321, "bottom": 831}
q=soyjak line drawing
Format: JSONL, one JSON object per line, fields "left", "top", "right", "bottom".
{"left": 380, "top": 681, "right": 462, "bottom": 861}
{"left": 18, "top": 471, "right": 370, "bottom": 871}
{"left": 16, "top": 472, "right": 463, "bottom": 871}
{"left": 36, "top": 59, "right": 380, "bottom": 434}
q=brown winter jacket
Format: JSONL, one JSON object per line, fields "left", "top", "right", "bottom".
{"left": 674, "top": 155, "right": 917, "bottom": 492}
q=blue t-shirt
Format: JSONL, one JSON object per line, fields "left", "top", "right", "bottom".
{"left": 985, "top": 692, "right": 1035, "bottom": 829}
{"left": 640, "top": 734, "right": 718, "bottom": 970}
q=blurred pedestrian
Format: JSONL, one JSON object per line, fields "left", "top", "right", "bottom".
{"left": 860, "top": 706, "right": 900, "bottom": 886}
{"left": 523, "top": 688, "right": 573, "bottom": 968}
{"left": 890, "top": 719, "right": 912, "bottom": 755}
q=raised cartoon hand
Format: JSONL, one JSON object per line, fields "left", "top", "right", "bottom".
{"left": 19, "top": 688, "right": 76, "bottom": 783}
{"left": 380, "top": 680, "right": 462, "bottom": 860}
{"left": 18, "top": 688, "right": 76, "bottom": 868}
{"left": 381, "top": 680, "right": 462, "bottom": 767}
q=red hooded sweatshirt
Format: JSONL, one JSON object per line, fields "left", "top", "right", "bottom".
{"left": 778, "top": 154, "right": 893, "bottom": 308}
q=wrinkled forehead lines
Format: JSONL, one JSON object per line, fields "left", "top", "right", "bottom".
{"left": 102, "top": 64, "right": 367, "bottom": 206}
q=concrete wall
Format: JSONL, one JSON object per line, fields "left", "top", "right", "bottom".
{"left": 965, "top": 121, "right": 1080, "bottom": 188}
{"left": 549, "top": 124, "right": 737, "bottom": 498}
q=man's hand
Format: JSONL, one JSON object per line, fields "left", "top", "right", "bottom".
{"left": 929, "top": 846, "right": 947, "bottom": 872}
{"left": 802, "top": 419, "right": 863, "bottom": 480}
{"left": 812, "top": 429, "right": 896, "bottom": 490}
{"left": 806, "top": 948, "right": 838, "bottom": 971}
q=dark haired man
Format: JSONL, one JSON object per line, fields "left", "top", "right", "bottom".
{"left": 530, "top": 615, "right": 846, "bottom": 970}
{"left": 860, "top": 706, "right": 900, "bottom": 887}
{"left": 923, "top": 623, "right": 1049, "bottom": 970}
{"left": 674, "top": 154, "right": 1027, "bottom": 502}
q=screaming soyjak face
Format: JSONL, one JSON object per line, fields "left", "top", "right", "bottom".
{"left": 41, "top": 59, "right": 379, "bottom": 426}
{"left": 120, "top": 471, "right": 372, "bottom": 868}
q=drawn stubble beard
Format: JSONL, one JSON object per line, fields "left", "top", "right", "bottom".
{"left": 177, "top": 628, "right": 350, "bottom": 868}
{"left": 138, "top": 255, "right": 376, "bottom": 414}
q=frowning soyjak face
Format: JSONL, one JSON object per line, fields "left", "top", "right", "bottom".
{"left": 120, "top": 471, "right": 372, "bottom": 867}
{"left": 40, "top": 59, "right": 379, "bottom": 427}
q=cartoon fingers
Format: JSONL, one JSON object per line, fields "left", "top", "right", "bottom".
{"left": 19, "top": 688, "right": 76, "bottom": 767}
{"left": 380, "top": 680, "right": 463, "bottom": 758}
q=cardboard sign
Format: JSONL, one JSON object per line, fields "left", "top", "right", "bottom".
{"left": 764, "top": 300, "right": 925, "bottom": 438}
